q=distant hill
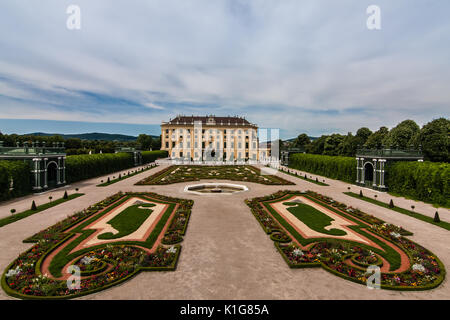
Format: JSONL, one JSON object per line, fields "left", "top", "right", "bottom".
{"left": 26, "top": 132, "right": 158, "bottom": 141}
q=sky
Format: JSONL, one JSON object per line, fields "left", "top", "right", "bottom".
{"left": 0, "top": 0, "right": 449, "bottom": 139}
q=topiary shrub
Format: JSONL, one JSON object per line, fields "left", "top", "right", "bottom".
{"left": 31, "top": 200, "right": 37, "bottom": 211}
{"left": 359, "top": 190, "right": 363, "bottom": 197}
{"left": 389, "top": 199, "right": 394, "bottom": 208}
{"left": 10, "top": 209, "right": 16, "bottom": 215}
{"left": 434, "top": 211, "right": 440, "bottom": 223}
{"left": 63, "top": 191, "right": 68, "bottom": 199}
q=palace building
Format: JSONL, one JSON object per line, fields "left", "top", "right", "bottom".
{"left": 161, "top": 115, "right": 261, "bottom": 162}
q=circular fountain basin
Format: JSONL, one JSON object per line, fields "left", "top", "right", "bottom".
{"left": 184, "top": 183, "right": 248, "bottom": 195}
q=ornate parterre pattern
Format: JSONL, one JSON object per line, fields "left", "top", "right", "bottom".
{"left": 245, "top": 190, "right": 445, "bottom": 290}
{"left": 1, "top": 192, "right": 193, "bottom": 299}
{"left": 135, "top": 165, "right": 294, "bottom": 185}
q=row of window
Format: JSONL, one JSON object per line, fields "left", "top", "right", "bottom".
{"left": 165, "top": 128, "right": 255, "bottom": 135}
{"left": 171, "top": 151, "right": 257, "bottom": 160}
{"left": 165, "top": 141, "right": 256, "bottom": 149}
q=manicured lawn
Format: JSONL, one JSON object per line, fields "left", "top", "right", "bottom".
{"left": 283, "top": 201, "right": 347, "bottom": 236}
{"left": 344, "top": 192, "right": 450, "bottom": 231}
{"left": 97, "top": 165, "right": 157, "bottom": 187}
{"left": 136, "top": 165, "right": 295, "bottom": 185}
{"left": 0, "top": 193, "right": 85, "bottom": 228}
{"left": 279, "top": 168, "right": 329, "bottom": 186}
{"left": 98, "top": 203, "right": 156, "bottom": 239}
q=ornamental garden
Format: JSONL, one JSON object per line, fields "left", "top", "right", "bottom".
{"left": 1, "top": 163, "right": 447, "bottom": 299}
{"left": 135, "top": 165, "right": 294, "bottom": 185}
{"left": 2, "top": 192, "right": 193, "bottom": 299}
{"left": 246, "top": 190, "right": 445, "bottom": 290}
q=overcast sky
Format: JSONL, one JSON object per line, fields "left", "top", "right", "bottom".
{"left": 0, "top": 0, "right": 449, "bottom": 138}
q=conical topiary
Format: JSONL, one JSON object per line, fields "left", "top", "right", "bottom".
{"left": 31, "top": 200, "right": 37, "bottom": 211}
{"left": 389, "top": 199, "right": 394, "bottom": 208}
{"left": 63, "top": 190, "right": 68, "bottom": 199}
{"left": 359, "top": 190, "right": 363, "bottom": 197}
{"left": 434, "top": 211, "right": 440, "bottom": 223}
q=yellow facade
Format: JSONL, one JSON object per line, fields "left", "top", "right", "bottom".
{"left": 161, "top": 116, "right": 259, "bottom": 161}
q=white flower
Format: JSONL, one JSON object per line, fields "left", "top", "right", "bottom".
{"left": 81, "top": 256, "right": 95, "bottom": 265}
{"left": 166, "top": 246, "right": 177, "bottom": 254}
{"left": 292, "top": 248, "right": 303, "bottom": 257}
{"left": 6, "top": 266, "right": 21, "bottom": 278}
{"left": 390, "top": 232, "right": 401, "bottom": 238}
{"left": 412, "top": 264, "right": 426, "bottom": 272}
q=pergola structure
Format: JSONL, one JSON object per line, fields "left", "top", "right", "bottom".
{"left": 0, "top": 141, "right": 66, "bottom": 191}
{"left": 355, "top": 148, "right": 423, "bottom": 191}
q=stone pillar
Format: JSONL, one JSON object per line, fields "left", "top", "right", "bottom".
{"left": 32, "top": 158, "right": 41, "bottom": 190}
{"left": 372, "top": 159, "right": 377, "bottom": 187}
{"left": 356, "top": 157, "right": 360, "bottom": 183}
{"left": 56, "top": 157, "right": 62, "bottom": 185}
{"left": 360, "top": 158, "right": 365, "bottom": 184}
{"left": 62, "top": 157, "right": 66, "bottom": 183}
{"left": 380, "top": 159, "right": 386, "bottom": 189}
{"left": 44, "top": 158, "right": 48, "bottom": 188}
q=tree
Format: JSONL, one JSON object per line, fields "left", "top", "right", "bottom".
{"left": 292, "top": 134, "right": 311, "bottom": 149}
{"left": 354, "top": 127, "right": 373, "bottom": 148}
{"left": 418, "top": 118, "right": 450, "bottom": 162}
{"left": 365, "top": 126, "right": 389, "bottom": 149}
{"left": 137, "top": 134, "right": 153, "bottom": 150}
{"left": 152, "top": 137, "right": 161, "bottom": 150}
{"left": 383, "top": 120, "right": 420, "bottom": 149}
{"left": 306, "top": 135, "right": 328, "bottom": 154}
{"left": 337, "top": 132, "right": 356, "bottom": 156}
{"left": 323, "top": 134, "right": 344, "bottom": 156}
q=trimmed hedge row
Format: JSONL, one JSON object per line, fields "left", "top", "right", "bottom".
{"left": 0, "top": 160, "right": 32, "bottom": 201}
{"left": 385, "top": 161, "right": 449, "bottom": 208}
{"left": 289, "top": 153, "right": 356, "bottom": 183}
{"left": 141, "top": 150, "right": 167, "bottom": 164}
{"left": 65, "top": 153, "right": 134, "bottom": 183}
{"left": 65, "top": 150, "right": 166, "bottom": 184}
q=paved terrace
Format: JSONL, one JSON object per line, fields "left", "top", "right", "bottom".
{"left": 0, "top": 163, "right": 448, "bottom": 300}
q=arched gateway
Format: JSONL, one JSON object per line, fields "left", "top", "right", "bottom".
{"left": 355, "top": 148, "right": 423, "bottom": 191}
{"left": 0, "top": 141, "right": 66, "bottom": 191}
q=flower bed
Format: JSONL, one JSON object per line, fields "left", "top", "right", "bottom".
{"left": 135, "top": 165, "right": 295, "bottom": 185}
{"left": 1, "top": 192, "right": 193, "bottom": 299}
{"left": 245, "top": 190, "right": 445, "bottom": 290}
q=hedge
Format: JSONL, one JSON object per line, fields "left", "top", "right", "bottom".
{"left": 0, "top": 160, "right": 32, "bottom": 201}
{"left": 385, "top": 161, "right": 450, "bottom": 208}
{"left": 65, "top": 153, "right": 134, "bottom": 183}
{"left": 65, "top": 151, "right": 167, "bottom": 183}
{"left": 141, "top": 150, "right": 167, "bottom": 164}
{"left": 288, "top": 153, "right": 356, "bottom": 183}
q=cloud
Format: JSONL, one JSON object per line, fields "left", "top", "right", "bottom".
{"left": 0, "top": 0, "right": 449, "bottom": 138}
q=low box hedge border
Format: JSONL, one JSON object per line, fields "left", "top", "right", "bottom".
{"left": 1, "top": 191, "right": 192, "bottom": 300}
{"left": 0, "top": 193, "right": 84, "bottom": 228}
{"left": 97, "top": 164, "right": 158, "bottom": 187}
{"left": 246, "top": 190, "right": 446, "bottom": 291}
{"left": 277, "top": 167, "right": 329, "bottom": 186}
{"left": 344, "top": 191, "right": 450, "bottom": 231}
